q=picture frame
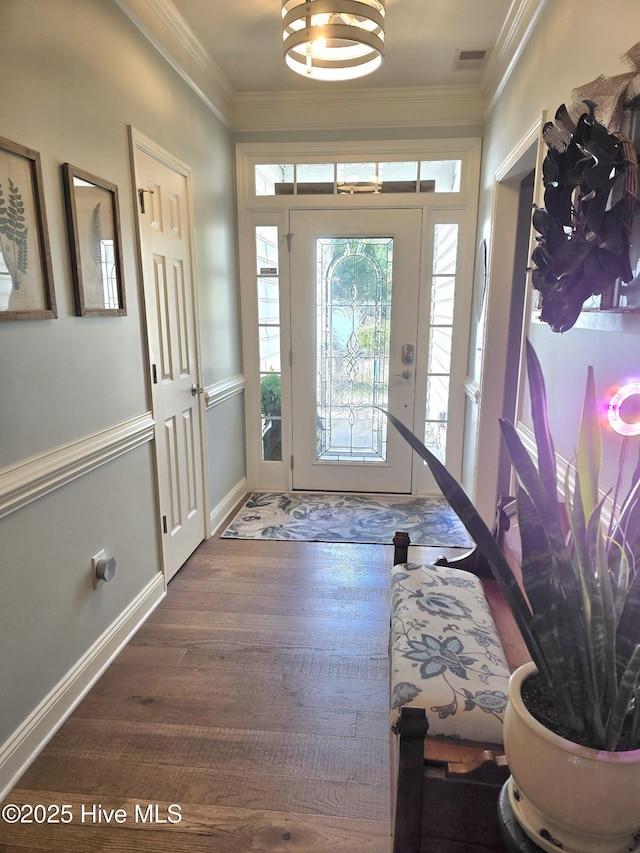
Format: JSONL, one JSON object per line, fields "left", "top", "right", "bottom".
{"left": 62, "top": 163, "right": 126, "bottom": 317}
{"left": 0, "top": 136, "right": 56, "bottom": 320}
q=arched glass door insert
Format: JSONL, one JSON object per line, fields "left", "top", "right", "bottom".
{"left": 316, "top": 236, "right": 393, "bottom": 463}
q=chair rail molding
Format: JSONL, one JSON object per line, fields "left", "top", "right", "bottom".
{"left": 204, "top": 374, "right": 245, "bottom": 410}
{"left": 0, "top": 412, "right": 155, "bottom": 520}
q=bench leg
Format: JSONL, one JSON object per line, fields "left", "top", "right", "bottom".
{"left": 393, "top": 531, "right": 411, "bottom": 566}
{"left": 393, "top": 707, "right": 429, "bottom": 853}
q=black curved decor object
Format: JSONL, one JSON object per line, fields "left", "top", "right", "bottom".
{"left": 530, "top": 99, "right": 638, "bottom": 332}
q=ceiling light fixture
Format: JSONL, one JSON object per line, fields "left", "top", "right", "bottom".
{"left": 282, "top": 0, "right": 385, "bottom": 82}
{"left": 337, "top": 176, "right": 382, "bottom": 193}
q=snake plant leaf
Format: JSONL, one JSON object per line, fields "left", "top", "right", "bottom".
{"left": 565, "top": 467, "right": 593, "bottom": 603}
{"left": 525, "top": 338, "right": 558, "bottom": 509}
{"left": 616, "top": 569, "right": 640, "bottom": 679}
{"left": 381, "top": 409, "right": 543, "bottom": 668}
{"left": 591, "top": 505, "right": 618, "bottom": 710}
{"left": 499, "top": 418, "right": 571, "bottom": 572}
{"left": 611, "top": 543, "right": 630, "bottom": 620}
{"left": 605, "top": 644, "right": 640, "bottom": 750}
{"left": 565, "top": 467, "right": 608, "bottom": 715}
{"left": 516, "top": 484, "right": 583, "bottom": 726}
{"left": 577, "top": 365, "right": 602, "bottom": 519}
{"left": 609, "top": 475, "right": 640, "bottom": 582}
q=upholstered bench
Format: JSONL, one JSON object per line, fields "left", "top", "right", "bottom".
{"left": 390, "top": 561, "right": 511, "bottom": 746}
{"left": 389, "top": 507, "right": 531, "bottom": 852}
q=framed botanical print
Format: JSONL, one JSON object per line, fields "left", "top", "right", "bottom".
{"left": 0, "top": 136, "right": 56, "bottom": 320}
{"left": 62, "top": 163, "right": 126, "bottom": 317}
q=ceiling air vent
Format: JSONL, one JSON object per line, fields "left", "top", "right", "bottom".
{"left": 453, "top": 48, "right": 488, "bottom": 70}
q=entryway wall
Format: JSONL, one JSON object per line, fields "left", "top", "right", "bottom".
{"left": 477, "top": 0, "right": 640, "bottom": 510}
{"left": 0, "top": 0, "right": 244, "bottom": 797}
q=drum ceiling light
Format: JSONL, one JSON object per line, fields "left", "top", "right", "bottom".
{"left": 282, "top": 0, "right": 385, "bottom": 81}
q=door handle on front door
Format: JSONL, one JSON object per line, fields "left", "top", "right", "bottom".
{"left": 395, "top": 369, "right": 412, "bottom": 380}
{"left": 191, "top": 384, "right": 204, "bottom": 396}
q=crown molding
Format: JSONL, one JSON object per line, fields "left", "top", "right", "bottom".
{"left": 115, "top": 0, "right": 546, "bottom": 132}
{"left": 232, "top": 84, "right": 486, "bottom": 132}
{"left": 482, "top": 0, "right": 550, "bottom": 115}
{"left": 113, "top": 0, "right": 235, "bottom": 127}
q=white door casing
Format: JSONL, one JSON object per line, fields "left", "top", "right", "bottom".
{"left": 235, "top": 140, "right": 482, "bottom": 497}
{"left": 130, "top": 129, "right": 207, "bottom": 580}
{"left": 289, "top": 208, "right": 423, "bottom": 493}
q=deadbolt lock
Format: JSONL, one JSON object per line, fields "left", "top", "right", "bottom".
{"left": 402, "top": 344, "right": 414, "bottom": 364}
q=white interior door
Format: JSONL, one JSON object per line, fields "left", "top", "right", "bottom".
{"left": 132, "top": 132, "right": 206, "bottom": 580}
{"left": 290, "top": 208, "right": 422, "bottom": 493}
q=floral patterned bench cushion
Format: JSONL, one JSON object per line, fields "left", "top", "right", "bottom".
{"left": 390, "top": 562, "right": 510, "bottom": 744}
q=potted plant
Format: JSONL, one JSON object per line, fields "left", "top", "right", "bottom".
{"left": 385, "top": 340, "right": 640, "bottom": 853}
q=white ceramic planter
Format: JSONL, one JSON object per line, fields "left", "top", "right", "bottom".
{"left": 503, "top": 662, "right": 640, "bottom": 853}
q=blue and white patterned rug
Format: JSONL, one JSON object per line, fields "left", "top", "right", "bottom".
{"left": 221, "top": 491, "right": 473, "bottom": 547}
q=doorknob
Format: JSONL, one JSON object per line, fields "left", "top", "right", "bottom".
{"left": 191, "top": 384, "right": 204, "bottom": 396}
{"left": 395, "top": 369, "right": 412, "bottom": 380}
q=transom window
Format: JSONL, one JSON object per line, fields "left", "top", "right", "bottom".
{"left": 255, "top": 159, "right": 461, "bottom": 196}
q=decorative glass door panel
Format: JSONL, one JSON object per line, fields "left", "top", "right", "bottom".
{"left": 290, "top": 208, "right": 422, "bottom": 493}
{"left": 316, "top": 237, "right": 392, "bottom": 464}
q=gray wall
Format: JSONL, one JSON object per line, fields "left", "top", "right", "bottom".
{"left": 0, "top": 0, "right": 243, "bottom": 776}
{"left": 478, "top": 0, "right": 640, "bottom": 498}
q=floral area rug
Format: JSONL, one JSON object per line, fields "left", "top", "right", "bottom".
{"left": 221, "top": 491, "right": 473, "bottom": 547}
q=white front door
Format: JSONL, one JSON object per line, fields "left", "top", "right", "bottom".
{"left": 290, "top": 208, "right": 423, "bottom": 493}
{"left": 132, "top": 131, "right": 206, "bottom": 580}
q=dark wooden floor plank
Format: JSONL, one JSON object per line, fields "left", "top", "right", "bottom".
{"left": 42, "top": 717, "right": 388, "bottom": 784}
{"left": 89, "top": 663, "right": 282, "bottom": 703}
{"left": 159, "top": 588, "right": 360, "bottom": 618}
{"left": 1, "top": 795, "right": 391, "bottom": 853}
{"left": 131, "top": 621, "right": 389, "bottom": 651}
{"left": 175, "top": 643, "right": 389, "bottom": 680}
{"left": 71, "top": 693, "right": 360, "bottom": 737}
{"left": 169, "top": 573, "right": 391, "bottom": 601}
{"left": 145, "top": 606, "right": 388, "bottom": 635}
{"left": 275, "top": 671, "right": 390, "bottom": 711}
{"left": 178, "top": 561, "right": 393, "bottom": 588}
{"left": 15, "top": 757, "right": 389, "bottom": 820}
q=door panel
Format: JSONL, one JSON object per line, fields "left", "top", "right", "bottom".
{"left": 290, "top": 208, "right": 422, "bottom": 492}
{"left": 133, "top": 139, "right": 205, "bottom": 579}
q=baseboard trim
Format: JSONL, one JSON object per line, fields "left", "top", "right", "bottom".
{"left": 209, "top": 477, "right": 248, "bottom": 535}
{"left": 0, "top": 412, "right": 155, "bottom": 520}
{"left": 0, "top": 573, "right": 165, "bottom": 800}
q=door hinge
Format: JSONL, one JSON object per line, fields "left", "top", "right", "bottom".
{"left": 284, "top": 232, "right": 293, "bottom": 252}
{"left": 289, "top": 350, "right": 292, "bottom": 367}
{"left": 290, "top": 454, "right": 294, "bottom": 470}
{"left": 152, "top": 363, "right": 158, "bottom": 384}
{"left": 162, "top": 515, "right": 168, "bottom": 534}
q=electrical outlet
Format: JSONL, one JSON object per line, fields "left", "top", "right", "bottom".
{"left": 92, "top": 549, "right": 106, "bottom": 589}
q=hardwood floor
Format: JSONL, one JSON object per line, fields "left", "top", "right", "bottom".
{"left": 1, "top": 533, "right": 460, "bottom": 852}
